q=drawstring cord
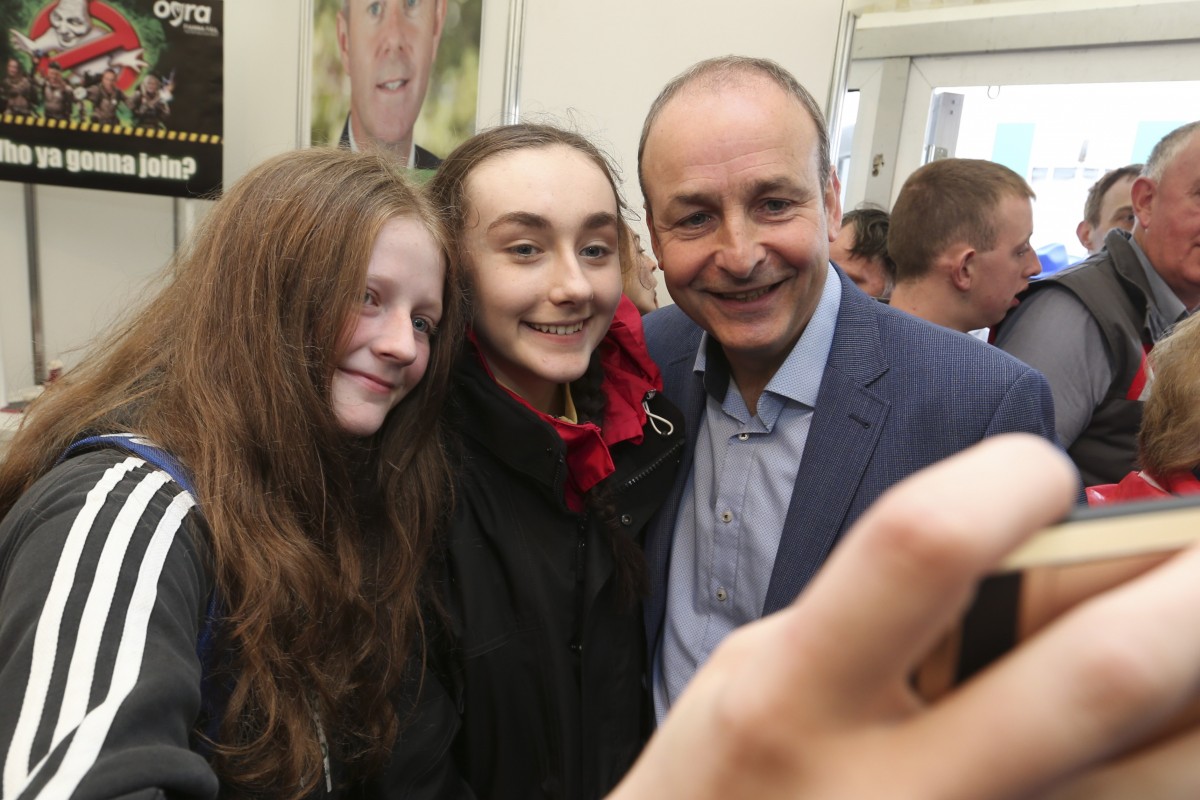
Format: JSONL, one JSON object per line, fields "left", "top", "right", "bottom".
{"left": 643, "top": 391, "right": 675, "bottom": 437}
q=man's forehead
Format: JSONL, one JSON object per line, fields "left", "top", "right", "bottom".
{"left": 1163, "top": 133, "right": 1200, "bottom": 182}
{"left": 643, "top": 82, "right": 819, "bottom": 196}
{"left": 649, "top": 76, "right": 803, "bottom": 141}
{"left": 999, "top": 193, "right": 1034, "bottom": 225}
{"left": 1100, "top": 176, "right": 1134, "bottom": 205}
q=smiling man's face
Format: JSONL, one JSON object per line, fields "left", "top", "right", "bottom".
{"left": 337, "top": 0, "right": 446, "bottom": 159}
{"left": 642, "top": 76, "right": 841, "bottom": 393}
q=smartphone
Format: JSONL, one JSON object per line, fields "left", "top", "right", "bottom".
{"left": 1000, "top": 492, "right": 1200, "bottom": 570}
{"left": 927, "top": 493, "right": 1200, "bottom": 692}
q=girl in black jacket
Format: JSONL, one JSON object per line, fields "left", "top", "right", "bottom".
{"left": 381, "top": 124, "right": 684, "bottom": 800}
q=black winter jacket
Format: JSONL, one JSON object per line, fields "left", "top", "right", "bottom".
{"left": 372, "top": 352, "right": 684, "bottom": 800}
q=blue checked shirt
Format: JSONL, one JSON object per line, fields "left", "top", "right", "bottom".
{"left": 654, "top": 264, "right": 842, "bottom": 722}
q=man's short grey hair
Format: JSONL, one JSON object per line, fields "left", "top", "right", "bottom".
{"left": 637, "top": 56, "right": 830, "bottom": 203}
{"left": 1144, "top": 120, "right": 1200, "bottom": 182}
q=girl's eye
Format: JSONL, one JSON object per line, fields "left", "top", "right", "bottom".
{"left": 413, "top": 316, "right": 437, "bottom": 336}
{"left": 580, "top": 245, "right": 610, "bottom": 259}
{"left": 363, "top": 289, "right": 380, "bottom": 307}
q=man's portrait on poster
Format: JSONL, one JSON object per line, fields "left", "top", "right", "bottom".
{"left": 311, "top": 0, "right": 480, "bottom": 171}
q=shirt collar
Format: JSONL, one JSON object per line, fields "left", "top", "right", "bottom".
{"left": 1128, "top": 235, "right": 1190, "bottom": 333}
{"left": 693, "top": 262, "right": 842, "bottom": 408}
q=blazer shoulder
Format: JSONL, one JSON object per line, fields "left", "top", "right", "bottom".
{"left": 643, "top": 305, "right": 703, "bottom": 369}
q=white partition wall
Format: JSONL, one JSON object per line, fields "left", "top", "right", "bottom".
{"left": 478, "top": 0, "right": 848, "bottom": 242}
{"left": 1, "top": 0, "right": 849, "bottom": 398}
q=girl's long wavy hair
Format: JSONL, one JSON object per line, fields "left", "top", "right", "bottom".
{"left": 426, "top": 124, "right": 646, "bottom": 606}
{"left": 0, "top": 148, "right": 465, "bottom": 797}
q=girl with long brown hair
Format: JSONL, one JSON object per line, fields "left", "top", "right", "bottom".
{"left": 0, "top": 147, "right": 463, "bottom": 799}
{"left": 374, "top": 124, "right": 685, "bottom": 800}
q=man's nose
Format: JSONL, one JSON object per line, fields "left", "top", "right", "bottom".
{"left": 714, "top": 216, "right": 764, "bottom": 279}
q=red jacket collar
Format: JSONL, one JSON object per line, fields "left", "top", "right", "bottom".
{"left": 1086, "top": 469, "right": 1200, "bottom": 506}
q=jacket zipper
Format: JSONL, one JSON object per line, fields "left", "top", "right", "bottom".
{"left": 620, "top": 436, "right": 684, "bottom": 492}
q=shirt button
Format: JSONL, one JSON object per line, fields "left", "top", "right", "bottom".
{"left": 737, "top": 432, "right": 749, "bottom": 441}
{"left": 720, "top": 510, "right": 733, "bottom": 523}
{"left": 620, "top": 513, "right": 633, "bottom": 526}
{"left": 715, "top": 587, "right": 728, "bottom": 601}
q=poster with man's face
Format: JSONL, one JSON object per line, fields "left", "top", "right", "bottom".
{"left": 311, "top": 0, "right": 479, "bottom": 172}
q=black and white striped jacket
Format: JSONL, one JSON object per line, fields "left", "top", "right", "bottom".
{"left": 0, "top": 450, "right": 218, "bottom": 800}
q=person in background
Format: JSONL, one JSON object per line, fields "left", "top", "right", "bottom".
{"left": 85, "top": 67, "right": 127, "bottom": 126}
{"left": 1076, "top": 164, "right": 1141, "bottom": 256}
{"left": 336, "top": 0, "right": 446, "bottom": 168}
{"left": 2, "top": 57, "right": 38, "bottom": 116}
{"left": 624, "top": 233, "right": 661, "bottom": 314}
{"left": 828, "top": 205, "right": 895, "bottom": 300}
{"left": 1087, "top": 312, "right": 1200, "bottom": 504}
{"left": 0, "top": 147, "right": 462, "bottom": 799}
{"left": 995, "top": 121, "right": 1200, "bottom": 486}
{"left": 888, "top": 158, "right": 1041, "bottom": 335}
{"left": 38, "top": 62, "right": 75, "bottom": 122}
{"left": 128, "top": 72, "right": 170, "bottom": 129}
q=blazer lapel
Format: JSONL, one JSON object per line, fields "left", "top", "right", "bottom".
{"left": 763, "top": 280, "right": 891, "bottom": 614}
{"left": 643, "top": 333, "right": 705, "bottom": 654}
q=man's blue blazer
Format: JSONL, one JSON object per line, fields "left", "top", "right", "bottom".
{"left": 641, "top": 267, "right": 1059, "bottom": 653}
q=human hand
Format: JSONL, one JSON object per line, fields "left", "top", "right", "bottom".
{"left": 612, "top": 435, "right": 1200, "bottom": 799}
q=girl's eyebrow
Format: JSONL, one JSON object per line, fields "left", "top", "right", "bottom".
{"left": 486, "top": 211, "right": 619, "bottom": 233}
{"left": 581, "top": 211, "right": 619, "bottom": 231}
{"left": 487, "top": 211, "right": 549, "bottom": 232}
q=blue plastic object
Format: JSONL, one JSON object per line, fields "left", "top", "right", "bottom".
{"left": 1036, "top": 243, "right": 1069, "bottom": 276}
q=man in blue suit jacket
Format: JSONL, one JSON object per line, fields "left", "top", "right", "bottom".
{"left": 637, "top": 55, "right": 1059, "bottom": 721}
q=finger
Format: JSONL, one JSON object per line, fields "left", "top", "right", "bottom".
{"left": 779, "top": 434, "right": 1078, "bottom": 705}
{"left": 1039, "top": 723, "right": 1200, "bottom": 800}
{"left": 909, "top": 539, "right": 1200, "bottom": 799}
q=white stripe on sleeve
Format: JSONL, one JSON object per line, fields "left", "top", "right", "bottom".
{"left": 4, "top": 462, "right": 198, "bottom": 800}
{"left": 3, "top": 457, "right": 143, "bottom": 798}
{"left": 36, "top": 489, "right": 196, "bottom": 800}
{"left": 53, "top": 469, "right": 172, "bottom": 744}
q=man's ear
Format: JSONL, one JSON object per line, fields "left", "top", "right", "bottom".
{"left": 336, "top": 7, "right": 352, "bottom": 75}
{"left": 825, "top": 170, "right": 843, "bottom": 242}
{"left": 1076, "top": 220, "right": 1094, "bottom": 251}
{"left": 949, "top": 246, "right": 975, "bottom": 292}
{"left": 430, "top": 0, "right": 448, "bottom": 59}
{"left": 1130, "top": 175, "right": 1156, "bottom": 231}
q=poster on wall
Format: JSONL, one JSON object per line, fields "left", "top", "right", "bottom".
{"left": 0, "top": 0, "right": 223, "bottom": 198}
{"left": 311, "top": 0, "right": 480, "bottom": 177}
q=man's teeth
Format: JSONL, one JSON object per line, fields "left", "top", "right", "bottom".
{"left": 529, "top": 322, "right": 584, "bottom": 335}
{"left": 722, "top": 286, "right": 771, "bottom": 301}
{"left": 381, "top": 80, "right": 406, "bottom": 90}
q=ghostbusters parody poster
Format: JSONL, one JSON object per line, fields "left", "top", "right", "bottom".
{"left": 0, "top": 0, "right": 223, "bottom": 198}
